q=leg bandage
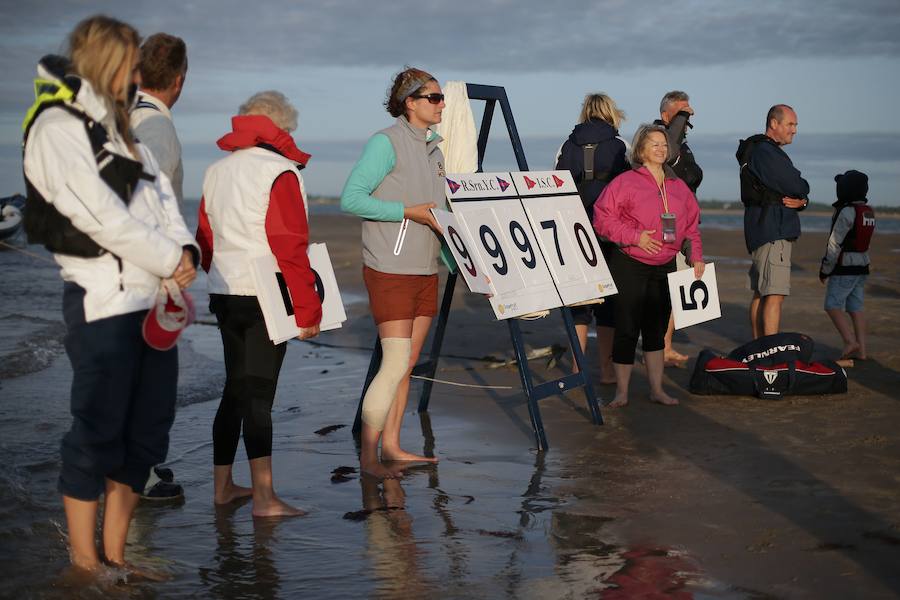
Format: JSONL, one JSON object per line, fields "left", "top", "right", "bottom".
{"left": 361, "top": 337, "right": 412, "bottom": 431}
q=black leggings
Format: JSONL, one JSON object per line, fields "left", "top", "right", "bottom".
{"left": 210, "top": 294, "right": 287, "bottom": 465}
{"left": 608, "top": 251, "right": 674, "bottom": 365}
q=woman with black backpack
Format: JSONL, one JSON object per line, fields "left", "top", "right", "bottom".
{"left": 555, "top": 93, "right": 630, "bottom": 384}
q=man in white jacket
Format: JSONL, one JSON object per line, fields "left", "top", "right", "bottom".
{"left": 132, "top": 33, "right": 187, "bottom": 207}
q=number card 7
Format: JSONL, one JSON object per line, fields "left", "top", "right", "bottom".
{"left": 514, "top": 171, "right": 617, "bottom": 305}
{"left": 667, "top": 262, "right": 721, "bottom": 330}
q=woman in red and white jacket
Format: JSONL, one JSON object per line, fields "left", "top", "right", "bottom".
{"left": 197, "top": 90, "right": 321, "bottom": 518}
{"left": 593, "top": 123, "right": 704, "bottom": 409}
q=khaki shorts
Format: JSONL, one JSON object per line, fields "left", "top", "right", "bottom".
{"left": 749, "top": 239, "right": 792, "bottom": 296}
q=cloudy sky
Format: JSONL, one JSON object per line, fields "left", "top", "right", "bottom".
{"left": 1, "top": 0, "right": 899, "bottom": 204}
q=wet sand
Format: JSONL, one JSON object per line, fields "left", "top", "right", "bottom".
{"left": 1, "top": 214, "right": 898, "bottom": 598}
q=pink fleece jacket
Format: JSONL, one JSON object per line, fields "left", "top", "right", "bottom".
{"left": 593, "top": 166, "right": 703, "bottom": 266}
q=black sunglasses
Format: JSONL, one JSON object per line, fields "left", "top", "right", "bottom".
{"left": 411, "top": 93, "right": 445, "bottom": 104}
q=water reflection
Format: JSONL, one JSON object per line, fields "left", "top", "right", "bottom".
{"left": 199, "top": 499, "right": 281, "bottom": 600}
{"left": 359, "top": 471, "right": 434, "bottom": 599}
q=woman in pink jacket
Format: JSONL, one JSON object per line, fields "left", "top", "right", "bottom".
{"left": 593, "top": 124, "right": 704, "bottom": 408}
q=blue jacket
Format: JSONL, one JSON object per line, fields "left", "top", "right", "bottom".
{"left": 556, "top": 119, "right": 628, "bottom": 211}
{"left": 738, "top": 135, "right": 809, "bottom": 253}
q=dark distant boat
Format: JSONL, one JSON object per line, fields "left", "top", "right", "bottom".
{"left": 0, "top": 194, "right": 25, "bottom": 242}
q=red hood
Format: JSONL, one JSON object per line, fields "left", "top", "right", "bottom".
{"left": 216, "top": 115, "right": 310, "bottom": 166}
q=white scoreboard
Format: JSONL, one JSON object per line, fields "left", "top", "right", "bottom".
{"left": 439, "top": 171, "right": 617, "bottom": 320}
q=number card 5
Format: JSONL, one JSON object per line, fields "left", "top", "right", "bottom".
{"left": 667, "top": 262, "right": 721, "bottom": 330}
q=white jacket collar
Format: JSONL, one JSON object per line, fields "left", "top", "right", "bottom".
{"left": 72, "top": 78, "right": 113, "bottom": 125}
{"left": 36, "top": 61, "right": 112, "bottom": 125}
{"left": 135, "top": 91, "right": 172, "bottom": 119}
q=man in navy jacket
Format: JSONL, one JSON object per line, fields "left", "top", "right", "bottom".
{"left": 737, "top": 104, "right": 810, "bottom": 339}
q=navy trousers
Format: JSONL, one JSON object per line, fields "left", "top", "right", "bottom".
{"left": 60, "top": 286, "right": 177, "bottom": 499}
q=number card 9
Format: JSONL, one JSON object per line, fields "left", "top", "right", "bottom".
{"left": 430, "top": 208, "right": 492, "bottom": 295}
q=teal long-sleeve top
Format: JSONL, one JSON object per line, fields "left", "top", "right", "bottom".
{"left": 340, "top": 132, "right": 456, "bottom": 272}
{"left": 340, "top": 133, "right": 405, "bottom": 221}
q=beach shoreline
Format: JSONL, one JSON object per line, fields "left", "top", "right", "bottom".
{"left": 1, "top": 215, "right": 899, "bottom": 597}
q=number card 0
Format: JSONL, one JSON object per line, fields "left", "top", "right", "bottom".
{"left": 249, "top": 243, "right": 347, "bottom": 343}
{"left": 667, "top": 262, "right": 721, "bottom": 330}
{"left": 513, "top": 171, "right": 617, "bottom": 305}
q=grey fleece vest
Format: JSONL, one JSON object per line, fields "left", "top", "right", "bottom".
{"left": 362, "top": 117, "right": 447, "bottom": 275}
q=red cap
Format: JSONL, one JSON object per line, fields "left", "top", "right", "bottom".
{"left": 142, "top": 279, "right": 195, "bottom": 351}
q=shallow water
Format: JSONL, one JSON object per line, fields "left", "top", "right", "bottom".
{"left": 0, "top": 325, "right": 741, "bottom": 599}
{"left": 0, "top": 227, "right": 752, "bottom": 598}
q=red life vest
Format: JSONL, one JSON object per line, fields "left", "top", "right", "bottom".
{"left": 840, "top": 204, "right": 876, "bottom": 253}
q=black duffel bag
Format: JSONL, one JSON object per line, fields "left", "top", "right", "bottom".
{"left": 689, "top": 333, "right": 847, "bottom": 399}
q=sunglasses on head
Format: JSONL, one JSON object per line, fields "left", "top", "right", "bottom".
{"left": 411, "top": 93, "right": 444, "bottom": 104}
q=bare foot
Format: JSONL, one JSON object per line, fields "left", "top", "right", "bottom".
{"left": 664, "top": 352, "right": 688, "bottom": 368}
{"left": 61, "top": 562, "right": 113, "bottom": 586}
{"left": 607, "top": 394, "right": 628, "bottom": 408}
{"left": 252, "top": 496, "right": 307, "bottom": 518}
{"left": 103, "top": 559, "right": 171, "bottom": 582}
{"left": 360, "top": 459, "right": 403, "bottom": 479}
{"left": 665, "top": 350, "right": 690, "bottom": 362}
{"left": 650, "top": 391, "right": 679, "bottom": 406}
{"left": 840, "top": 342, "right": 861, "bottom": 360}
{"left": 214, "top": 483, "right": 253, "bottom": 505}
{"left": 380, "top": 448, "right": 438, "bottom": 463}
{"left": 69, "top": 553, "right": 104, "bottom": 573}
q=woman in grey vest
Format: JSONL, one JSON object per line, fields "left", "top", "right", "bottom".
{"left": 341, "top": 67, "right": 449, "bottom": 478}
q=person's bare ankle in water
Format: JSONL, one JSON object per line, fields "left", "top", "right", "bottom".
{"left": 360, "top": 457, "right": 402, "bottom": 479}
{"left": 213, "top": 465, "right": 253, "bottom": 505}
{"left": 214, "top": 479, "right": 252, "bottom": 505}
{"left": 380, "top": 446, "right": 438, "bottom": 463}
{"left": 251, "top": 493, "right": 307, "bottom": 518}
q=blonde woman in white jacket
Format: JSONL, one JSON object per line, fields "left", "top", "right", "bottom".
{"left": 22, "top": 16, "right": 199, "bottom": 575}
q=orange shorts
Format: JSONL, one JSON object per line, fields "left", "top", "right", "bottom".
{"left": 363, "top": 266, "right": 438, "bottom": 325}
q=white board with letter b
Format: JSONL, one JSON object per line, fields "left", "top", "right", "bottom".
{"left": 249, "top": 242, "right": 346, "bottom": 344}
{"left": 667, "top": 262, "right": 721, "bottom": 330}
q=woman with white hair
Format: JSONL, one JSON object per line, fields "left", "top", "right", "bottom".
{"left": 197, "top": 90, "right": 322, "bottom": 517}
